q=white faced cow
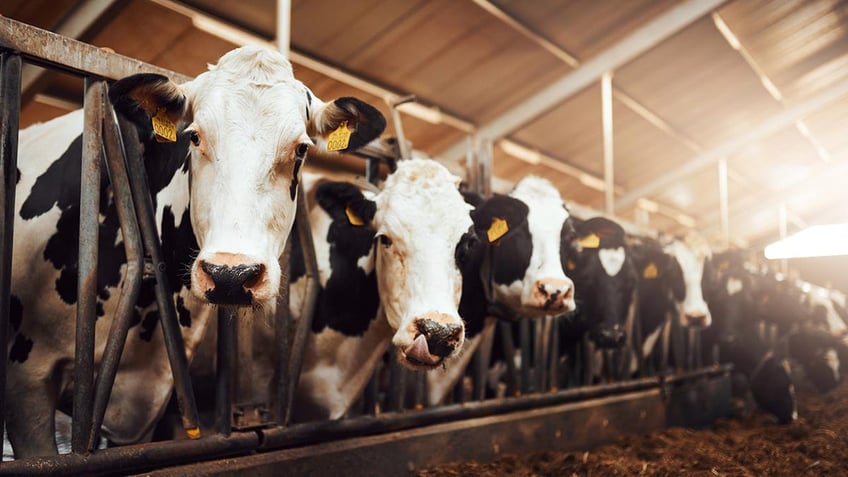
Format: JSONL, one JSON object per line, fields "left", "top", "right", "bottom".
{"left": 425, "top": 176, "right": 578, "bottom": 405}
{"left": 7, "top": 45, "right": 385, "bottom": 457}
{"left": 662, "top": 233, "right": 712, "bottom": 328}
{"left": 288, "top": 159, "right": 476, "bottom": 420}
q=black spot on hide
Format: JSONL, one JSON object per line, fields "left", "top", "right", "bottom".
{"left": 9, "top": 333, "right": 33, "bottom": 363}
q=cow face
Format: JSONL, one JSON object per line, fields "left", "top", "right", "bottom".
{"left": 109, "top": 46, "right": 385, "bottom": 309}
{"left": 373, "top": 160, "right": 474, "bottom": 369}
{"left": 702, "top": 250, "right": 755, "bottom": 340}
{"left": 472, "top": 177, "right": 575, "bottom": 318}
{"left": 564, "top": 217, "right": 636, "bottom": 349}
{"left": 663, "top": 235, "right": 712, "bottom": 328}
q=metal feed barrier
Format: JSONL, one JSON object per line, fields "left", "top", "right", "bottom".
{"left": 0, "top": 17, "right": 730, "bottom": 476}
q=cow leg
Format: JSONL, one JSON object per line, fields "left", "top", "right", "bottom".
{"left": 6, "top": 369, "right": 58, "bottom": 457}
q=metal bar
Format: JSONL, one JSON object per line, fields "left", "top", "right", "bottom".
{"left": 388, "top": 96, "right": 414, "bottom": 160}
{"left": 87, "top": 93, "right": 145, "bottom": 451}
{"left": 465, "top": 136, "right": 479, "bottom": 194}
{"left": 438, "top": 0, "right": 725, "bottom": 161}
{"left": 121, "top": 115, "right": 200, "bottom": 437}
{"left": 519, "top": 319, "right": 532, "bottom": 394}
{"left": 72, "top": 76, "right": 103, "bottom": 453}
{"left": 271, "top": 239, "right": 292, "bottom": 424}
{"left": 20, "top": 0, "right": 122, "bottom": 99}
{"left": 616, "top": 77, "right": 848, "bottom": 210}
{"left": 473, "top": 320, "right": 496, "bottom": 401}
{"left": 276, "top": 0, "right": 291, "bottom": 57}
{"left": 216, "top": 309, "right": 237, "bottom": 436}
{"left": 0, "top": 432, "right": 260, "bottom": 477}
{"left": 548, "top": 317, "right": 560, "bottom": 391}
{"left": 499, "top": 321, "right": 519, "bottom": 396}
{"left": 478, "top": 137, "right": 493, "bottom": 198}
{"left": 387, "top": 360, "right": 407, "bottom": 412}
{"left": 601, "top": 72, "right": 615, "bottom": 215}
{"left": 283, "top": 190, "right": 319, "bottom": 425}
{"left": 778, "top": 204, "right": 788, "bottom": 275}
{"left": 718, "top": 158, "right": 729, "bottom": 248}
{"left": 0, "top": 51, "right": 22, "bottom": 464}
{"left": 0, "top": 17, "right": 190, "bottom": 83}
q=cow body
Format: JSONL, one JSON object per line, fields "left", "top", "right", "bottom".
{"left": 290, "top": 159, "right": 476, "bottom": 420}
{"left": 427, "top": 176, "right": 577, "bottom": 404}
{"left": 7, "top": 46, "right": 385, "bottom": 457}
{"left": 701, "top": 250, "right": 797, "bottom": 423}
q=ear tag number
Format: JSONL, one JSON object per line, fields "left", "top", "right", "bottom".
{"left": 327, "top": 120, "right": 352, "bottom": 151}
{"left": 643, "top": 262, "right": 659, "bottom": 279}
{"left": 152, "top": 108, "right": 177, "bottom": 143}
{"left": 577, "top": 233, "right": 600, "bottom": 249}
{"left": 345, "top": 206, "right": 364, "bottom": 226}
{"left": 487, "top": 217, "right": 509, "bottom": 243}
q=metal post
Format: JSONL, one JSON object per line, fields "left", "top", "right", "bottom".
{"left": 271, "top": 239, "right": 292, "bottom": 424}
{"left": 121, "top": 115, "right": 200, "bottom": 437}
{"left": 389, "top": 95, "right": 414, "bottom": 160}
{"left": 216, "top": 308, "right": 237, "bottom": 436}
{"left": 283, "top": 189, "right": 320, "bottom": 425}
{"left": 498, "top": 321, "right": 519, "bottom": 396}
{"left": 718, "top": 158, "right": 729, "bottom": 248}
{"left": 465, "top": 135, "right": 478, "bottom": 194}
{"left": 477, "top": 136, "right": 493, "bottom": 198}
{"left": 72, "top": 76, "right": 103, "bottom": 453}
{"left": 602, "top": 72, "right": 615, "bottom": 215}
{"left": 88, "top": 95, "right": 145, "bottom": 451}
{"left": 778, "top": 204, "right": 788, "bottom": 274}
{"left": 276, "top": 0, "right": 291, "bottom": 57}
{"left": 519, "top": 319, "right": 532, "bottom": 394}
{"left": 0, "top": 52, "right": 22, "bottom": 460}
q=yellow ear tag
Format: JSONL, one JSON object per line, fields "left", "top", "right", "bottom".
{"left": 643, "top": 262, "right": 659, "bottom": 279}
{"left": 487, "top": 217, "right": 509, "bottom": 243}
{"left": 566, "top": 260, "right": 576, "bottom": 271}
{"left": 327, "top": 120, "right": 352, "bottom": 151}
{"left": 577, "top": 232, "right": 600, "bottom": 249}
{"left": 345, "top": 206, "right": 364, "bottom": 226}
{"left": 151, "top": 108, "right": 177, "bottom": 143}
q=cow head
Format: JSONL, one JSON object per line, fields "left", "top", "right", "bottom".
{"left": 702, "top": 250, "right": 756, "bottom": 340}
{"left": 109, "top": 46, "right": 385, "bottom": 309}
{"left": 564, "top": 217, "right": 637, "bottom": 349}
{"left": 313, "top": 160, "right": 476, "bottom": 369}
{"left": 662, "top": 234, "right": 712, "bottom": 328}
{"left": 471, "top": 177, "right": 575, "bottom": 318}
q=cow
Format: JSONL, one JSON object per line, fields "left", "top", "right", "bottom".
{"left": 627, "top": 235, "right": 685, "bottom": 374}
{"left": 554, "top": 216, "right": 639, "bottom": 384}
{"left": 425, "top": 176, "right": 578, "bottom": 404}
{"left": 288, "top": 159, "right": 477, "bottom": 421}
{"left": 7, "top": 45, "right": 385, "bottom": 457}
{"left": 701, "top": 250, "right": 797, "bottom": 423}
{"left": 663, "top": 233, "right": 712, "bottom": 328}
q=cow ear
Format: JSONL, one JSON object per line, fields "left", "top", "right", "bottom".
{"left": 109, "top": 73, "right": 190, "bottom": 135}
{"left": 314, "top": 181, "right": 376, "bottom": 227}
{"left": 308, "top": 96, "right": 387, "bottom": 152}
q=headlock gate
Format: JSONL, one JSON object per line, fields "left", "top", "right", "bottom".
{"left": 0, "top": 16, "right": 730, "bottom": 476}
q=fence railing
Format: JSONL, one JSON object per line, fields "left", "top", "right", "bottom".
{"left": 0, "top": 15, "right": 723, "bottom": 476}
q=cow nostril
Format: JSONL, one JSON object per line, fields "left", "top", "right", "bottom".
{"left": 416, "top": 319, "right": 462, "bottom": 358}
{"left": 199, "top": 259, "right": 266, "bottom": 305}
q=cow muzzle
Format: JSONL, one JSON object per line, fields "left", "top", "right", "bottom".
{"left": 682, "top": 312, "right": 711, "bottom": 328}
{"left": 397, "top": 313, "right": 464, "bottom": 369}
{"left": 531, "top": 278, "right": 575, "bottom": 313}
{"left": 194, "top": 253, "right": 268, "bottom": 306}
{"left": 591, "top": 324, "right": 626, "bottom": 349}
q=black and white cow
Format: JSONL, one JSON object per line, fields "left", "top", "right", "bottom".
{"left": 701, "top": 250, "right": 798, "bottom": 423}
{"left": 8, "top": 45, "right": 385, "bottom": 457}
{"left": 561, "top": 217, "right": 637, "bottom": 349}
{"left": 289, "top": 159, "right": 477, "bottom": 420}
{"left": 627, "top": 235, "right": 685, "bottom": 373}
{"left": 425, "top": 176, "right": 578, "bottom": 404}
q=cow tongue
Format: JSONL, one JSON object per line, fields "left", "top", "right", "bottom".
{"left": 405, "top": 334, "right": 440, "bottom": 366}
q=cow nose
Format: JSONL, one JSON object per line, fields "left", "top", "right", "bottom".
{"left": 402, "top": 314, "right": 464, "bottom": 368}
{"left": 683, "top": 312, "right": 710, "bottom": 328}
{"left": 592, "top": 324, "right": 626, "bottom": 349}
{"left": 533, "top": 278, "right": 574, "bottom": 311}
{"left": 196, "top": 256, "right": 265, "bottom": 306}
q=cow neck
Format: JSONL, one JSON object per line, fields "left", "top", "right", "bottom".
{"left": 480, "top": 212, "right": 528, "bottom": 321}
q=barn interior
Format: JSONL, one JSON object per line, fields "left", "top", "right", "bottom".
{"left": 2, "top": 0, "right": 847, "bottom": 291}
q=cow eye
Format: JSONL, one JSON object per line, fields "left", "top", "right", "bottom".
{"left": 188, "top": 130, "right": 200, "bottom": 146}
{"left": 378, "top": 234, "right": 392, "bottom": 247}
